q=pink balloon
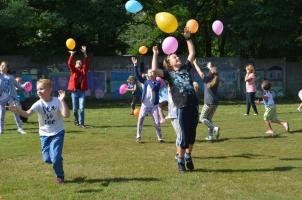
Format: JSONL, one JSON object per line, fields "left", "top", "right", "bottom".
{"left": 212, "top": 20, "right": 224, "bottom": 36}
{"left": 119, "top": 84, "right": 128, "bottom": 95}
{"left": 162, "top": 36, "right": 178, "bottom": 55}
{"left": 156, "top": 77, "right": 165, "bottom": 88}
{"left": 24, "top": 81, "right": 32, "bottom": 92}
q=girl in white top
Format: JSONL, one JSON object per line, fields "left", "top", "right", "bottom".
{"left": 9, "top": 79, "right": 70, "bottom": 184}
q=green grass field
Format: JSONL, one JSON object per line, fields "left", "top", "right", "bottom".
{"left": 1, "top": 101, "right": 302, "bottom": 200}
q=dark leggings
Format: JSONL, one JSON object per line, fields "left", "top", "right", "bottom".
{"left": 131, "top": 96, "right": 139, "bottom": 110}
{"left": 246, "top": 92, "right": 258, "bottom": 114}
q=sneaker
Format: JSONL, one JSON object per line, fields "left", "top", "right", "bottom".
{"left": 56, "top": 177, "right": 64, "bottom": 184}
{"left": 177, "top": 162, "right": 186, "bottom": 173}
{"left": 253, "top": 113, "right": 258, "bottom": 116}
{"left": 136, "top": 137, "right": 142, "bottom": 143}
{"left": 213, "top": 127, "right": 220, "bottom": 140}
{"left": 244, "top": 114, "right": 249, "bottom": 116}
{"left": 265, "top": 130, "right": 274, "bottom": 136}
{"left": 17, "top": 128, "right": 26, "bottom": 134}
{"left": 79, "top": 124, "right": 86, "bottom": 128}
{"left": 283, "top": 122, "right": 289, "bottom": 132}
{"left": 158, "top": 139, "right": 164, "bottom": 143}
{"left": 185, "top": 155, "right": 194, "bottom": 171}
{"left": 74, "top": 121, "right": 79, "bottom": 126}
{"left": 205, "top": 135, "right": 213, "bottom": 141}
{"left": 160, "top": 118, "right": 166, "bottom": 124}
{"left": 297, "top": 108, "right": 301, "bottom": 112}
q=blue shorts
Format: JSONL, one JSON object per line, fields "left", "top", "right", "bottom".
{"left": 174, "top": 106, "right": 199, "bottom": 149}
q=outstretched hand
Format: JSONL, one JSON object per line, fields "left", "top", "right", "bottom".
{"left": 58, "top": 90, "right": 66, "bottom": 101}
{"left": 131, "top": 57, "right": 137, "bottom": 66}
{"left": 153, "top": 46, "right": 159, "bottom": 55}
{"left": 69, "top": 51, "right": 76, "bottom": 56}
{"left": 6, "top": 103, "right": 18, "bottom": 112}
{"left": 81, "top": 46, "right": 87, "bottom": 53}
{"left": 182, "top": 27, "right": 191, "bottom": 40}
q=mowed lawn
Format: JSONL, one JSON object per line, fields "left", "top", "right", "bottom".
{"left": 1, "top": 100, "right": 302, "bottom": 200}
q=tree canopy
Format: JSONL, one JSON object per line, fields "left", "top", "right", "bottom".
{"left": 0, "top": 0, "right": 301, "bottom": 61}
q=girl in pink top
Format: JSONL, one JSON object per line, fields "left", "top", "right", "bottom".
{"left": 244, "top": 64, "right": 258, "bottom": 115}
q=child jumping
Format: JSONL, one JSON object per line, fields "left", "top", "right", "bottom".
{"left": 193, "top": 60, "right": 220, "bottom": 141}
{"left": 127, "top": 75, "right": 140, "bottom": 115}
{"left": 260, "top": 80, "right": 289, "bottom": 135}
{"left": 131, "top": 57, "right": 163, "bottom": 143}
{"left": 8, "top": 79, "right": 70, "bottom": 184}
{"left": 152, "top": 27, "right": 199, "bottom": 173}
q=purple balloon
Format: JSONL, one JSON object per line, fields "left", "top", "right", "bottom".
{"left": 212, "top": 20, "right": 224, "bottom": 36}
{"left": 162, "top": 36, "right": 178, "bottom": 55}
{"left": 119, "top": 84, "right": 128, "bottom": 95}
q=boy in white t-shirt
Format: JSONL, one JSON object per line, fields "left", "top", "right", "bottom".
{"left": 8, "top": 79, "right": 70, "bottom": 184}
{"left": 259, "top": 80, "right": 289, "bottom": 136}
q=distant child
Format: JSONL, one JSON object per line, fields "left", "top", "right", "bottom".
{"left": 131, "top": 56, "right": 163, "bottom": 143}
{"left": 260, "top": 80, "right": 289, "bottom": 135}
{"left": 158, "top": 78, "right": 168, "bottom": 123}
{"left": 297, "top": 90, "right": 302, "bottom": 112}
{"left": 8, "top": 79, "right": 70, "bottom": 184}
{"left": 127, "top": 75, "right": 140, "bottom": 115}
{"left": 244, "top": 64, "right": 258, "bottom": 116}
{"left": 15, "top": 76, "right": 30, "bottom": 123}
{"left": 152, "top": 27, "right": 199, "bottom": 173}
{"left": 0, "top": 61, "right": 26, "bottom": 134}
{"left": 193, "top": 60, "right": 220, "bottom": 141}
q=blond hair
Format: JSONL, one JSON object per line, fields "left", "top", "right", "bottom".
{"left": 163, "top": 55, "right": 174, "bottom": 70}
{"left": 246, "top": 64, "right": 255, "bottom": 73}
{"left": 37, "top": 79, "right": 52, "bottom": 89}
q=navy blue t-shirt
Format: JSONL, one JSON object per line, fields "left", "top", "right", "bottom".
{"left": 163, "top": 60, "right": 198, "bottom": 108}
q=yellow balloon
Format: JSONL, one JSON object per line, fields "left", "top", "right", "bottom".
{"left": 155, "top": 12, "right": 178, "bottom": 33}
{"left": 66, "top": 38, "right": 76, "bottom": 50}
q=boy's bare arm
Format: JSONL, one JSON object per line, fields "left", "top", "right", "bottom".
{"left": 58, "top": 90, "right": 70, "bottom": 118}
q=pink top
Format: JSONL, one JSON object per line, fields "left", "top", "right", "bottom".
{"left": 245, "top": 73, "right": 256, "bottom": 92}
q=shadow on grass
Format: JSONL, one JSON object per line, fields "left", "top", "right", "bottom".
{"left": 77, "top": 189, "right": 103, "bottom": 193}
{"left": 194, "top": 166, "right": 299, "bottom": 173}
{"left": 66, "top": 176, "right": 160, "bottom": 186}
{"left": 91, "top": 125, "right": 153, "bottom": 128}
{"left": 279, "top": 157, "right": 302, "bottom": 161}
{"left": 289, "top": 129, "right": 302, "bottom": 134}
{"left": 194, "top": 153, "right": 275, "bottom": 160}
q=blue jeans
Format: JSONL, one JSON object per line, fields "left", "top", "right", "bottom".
{"left": 40, "top": 130, "right": 65, "bottom": 178}
{"left": 71, "top": 90, "right": 86, "bottom": 125}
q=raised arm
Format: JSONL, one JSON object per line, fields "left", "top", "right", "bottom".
{"left": 131, "top": 57, "right": 145, "bottom": 83}
{"left": 58, "top": 90, "right": 70, "bottom": 118}
{"left": 183, "top": 27, "right": 195, "bottom": 63}
{"left": 68, "top": 51, "right": 76, "bottom": 72}
{"left": 151, "top": 46, "right": 159, "bottom": 71}
{"left": 81, "top": 46, "right": 89, "bottom": 73}
{"left": 193, "top": 59, "right": 205, "bottom": 79}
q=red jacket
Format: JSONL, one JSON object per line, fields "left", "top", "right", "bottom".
{"left": 67, "top": 55, "right": 89, "bottom": 91}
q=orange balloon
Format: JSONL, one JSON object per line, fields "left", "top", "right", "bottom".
{"left": 139, "top": 46, "right": 148, "bottom": 55}
{"left": 186, "top": 19, "right": 199, "bottom": 34}
{"left": 133, "top": 108, "right": 140, "bottom": 117}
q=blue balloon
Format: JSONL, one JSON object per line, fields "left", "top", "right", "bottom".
{"left": 125, "top": 0, "right": 143, "bottom": 14}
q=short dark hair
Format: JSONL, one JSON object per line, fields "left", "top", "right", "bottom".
{"left": 261, "top": 80, "right": 271, "bottom": 90}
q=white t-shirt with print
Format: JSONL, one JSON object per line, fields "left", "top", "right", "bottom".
{"left": 31, "top": 97, "right": 64, "bottom": 136}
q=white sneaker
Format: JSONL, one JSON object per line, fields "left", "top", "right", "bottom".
{"left": 213, "top": 127, "right": 220, "bottom": 140}
{"left": 297, "top": 108, "right": 301, "bottom": 112}
{"left": 17, "top": 128, "right": 26, "bottom": 134}
{"left": 205, "top": 135, "right": 213, "bottom": 141}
